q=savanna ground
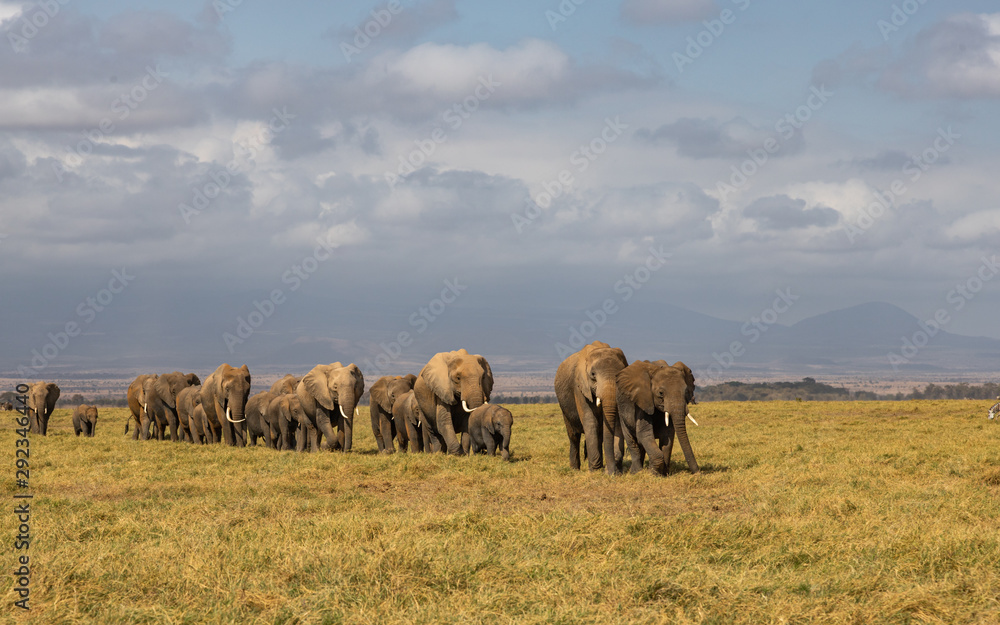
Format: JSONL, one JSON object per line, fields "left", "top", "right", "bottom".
{"left": 2, "top": 401, "right": 1000, "bottom": 624}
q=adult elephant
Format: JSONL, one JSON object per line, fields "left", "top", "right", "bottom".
{"left": 27, "top": 381, "right": 60, "bottom": 435}
{"left": 413, "top": 349, "right": 494, "bottom": 456}
{"left": 554, "top": 341, "right": 628, "bottom": 474}
{"left": 369, "top": 374, "right": 417, "bottom": 454}
{"left": 176, "top": 385, "right": 203, "bottom": 444}
{"left": 392, "top": 390, "right": 429, "bottom": 453}
{"left": 270, "top": 393, "right": 306, "bottom": 451}
{"left": 72, "top": 404, "right": 99, "bottom": 437}
{"left": 617, "top": 360, "right": 699, "bottom": 475}
{"left": 245, "top": 391, "right": 277, "bottom": 448}
{"left": 295, "top": 363, "right": 364, "bottom": 452}
{"left": 200, "top": 364, "right": 252, "bottom": 447}
{"left": 468, "top": 404, "right": 514, "bottom": 460}
{"left": 142, "top": 372, "right": 201, "bottom": 442}
{"left": 269, "top": 374, "right": 300, "bottom": 395}
{"left": 126, "top": 374, "right": 156, "bottom": 439}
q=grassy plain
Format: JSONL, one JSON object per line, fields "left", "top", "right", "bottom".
{"left": 1, "top": 401, "right": 999, "bottom": 624}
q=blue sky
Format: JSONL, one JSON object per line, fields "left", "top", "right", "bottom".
{"left": 1, "top": 0, "right": 998, "bottom": 378}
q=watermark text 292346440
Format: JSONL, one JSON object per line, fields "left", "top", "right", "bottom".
{"left": 13, "top": 383, "right": 32, "bottom": 611}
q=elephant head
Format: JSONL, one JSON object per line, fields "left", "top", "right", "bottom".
{"left": 574, "top": 341, "right": 627, "bottom": 431}
{"left": 296, "top": 363, "right": 365, "bottom": 451}
{"left": 269, "top": 374, "right": 300, "bottom": 395}
{"left": 28, "top": 381, "right": 60, "bottom": 435}
{"left": 421, "top": 349, "right": 494, "bottom": 412}
{"left": 617, "top": 360, "right": 699, "bottom": 474}
{"left": 126, "top": 374, "right": 156, "bottom": 438}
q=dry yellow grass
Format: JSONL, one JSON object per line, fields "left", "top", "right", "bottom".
{"left": 1, "top": 400, "right": 999, "bottom": 623}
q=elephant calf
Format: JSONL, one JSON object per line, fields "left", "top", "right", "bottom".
{"left": 72, "top": 404, "right": 99, "bottom": 437}
{"left": 467, "top": 404, "right": 513, "bottom": 460}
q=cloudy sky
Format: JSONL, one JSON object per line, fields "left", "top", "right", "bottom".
{"left": 1, "top": 0, "right": 999, "bottom": 377}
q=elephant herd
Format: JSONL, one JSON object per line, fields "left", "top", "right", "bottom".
{"left": 17, "top": 342, "right": 701, "bottom": 475}
{"left": 124, "top": 350, "right": 513, "bottom": 460}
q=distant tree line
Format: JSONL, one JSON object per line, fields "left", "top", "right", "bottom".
{"left": 695, "top": 378, "right": 1000, "bottom": 402}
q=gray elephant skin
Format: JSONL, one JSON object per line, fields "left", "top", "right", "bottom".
{"left": 295, "top": 363, "right": 364, "bottom": 452}
{"left": 71, "top": 404, "right": 99, "bottom": 437}
{"left": 176, "top": 385, "right": 204, "bottom": 444}
{"left": 617, "top": 360, "right": 699, "bottom": 475}
{"left": 270, "top": 393, "right": 306, "bottom": 451}
{"left": 27, "top": 381, "right": 60, "bottom": 435}
{"left": 369, "top": 374, "right": 417, "bottom": 454}
{"left": 413, "top": 349, "right": 494, "bottom": 455}
{"left": 245, "top": 391, "right": 278, "bottom": 448}
{"left": 200, "top": 364, "right": 252, "bottom": 447}
{"left": 554, "top": 341, "right": 628, "bottom": 474}
{"left": 467, "top": 404, "right": 513, "bottom": 460}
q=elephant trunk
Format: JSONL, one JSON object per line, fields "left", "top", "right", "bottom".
{"left": 338, "top": 388, "right": 358, "bottom": 451}
{"left": 226, "top": 391, "right": 246, "bottom": 424}
{"left": 597, "top": 379, "right": 621, "bottom": 470}
{"left": 668, "top": 400, "right": 699, "bottom": 474}
{"left": 460, "top": 381, "right": 485, "bottom": 412}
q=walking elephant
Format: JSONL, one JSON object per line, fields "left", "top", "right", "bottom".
{"left": 142, "top": 372, "right": 201, "bottom": 441}
{"left": 369, "top": 374, "right": 417, "bottom": 454}
{"left": 413, "top": 349, "right": 494, "bottom": 456}
{"left": 468, "top": 404, "right": 513, "bottom": 460}
{"left": 200, "top": 364, "right": 252, "bottom": 447}
{"left": 294, "top": 363, "right": 364, "bottom": 452}
{"left": 27, "top": 381, "right": 60, "bottom": 435}
{"left": 246, "top": 391, "right": 277, "bottom": 448}
{"left": 554, "top": 341, "right": 628, "bottom": 474}
{"left": 176, "top": 385, "right": 203, "bottom": 444}
{"left": 617, "top": 360, "right": 699, "bottom": 475}
{"left": 392, "top": 390, "right": 429, "bottom": 453}
{"left": 270, "top": 393, "right": 306, "bottom": 451}
{"left": 126, "top": 374, "right": 156, "bottom": 439}
{"left": 71, "top": 404, "right": 99, "bottom": 437}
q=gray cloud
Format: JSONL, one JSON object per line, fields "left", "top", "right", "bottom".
{"left": 743, "top": 195, "right": 840, "bottom": 230}
{"left": 636, "top": 117, "right": 803, "bottom": 159}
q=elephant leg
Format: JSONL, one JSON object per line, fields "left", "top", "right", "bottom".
{"left": 437, "top": 406, "right": 463, "bottom": 456}
{"left": 567, "top": 429, "right": 582, "bottom": 470}
{"left": 315, "top": 410, "right": 339, "bottom": 451}
{"left": 636, "top": 418, "right": 666, "bottom": 475}
{"left": 379, "top": 414, "right": 395, "bottom": 454}
{"left": 485, "top": 433, "right": 497, "bottom": 457}
{"left": 131, "top": 415, "right": 140, "bottom": 440}
{"left": 166, "top": 409, "right": 180, "bottom": 442}
{"left": 371, "top": 410, "right": 385, "bottom": 453}
{"left": 262, "top": 422, "right": 273, "bottom": 449}
{"left": 140, "top": 414, "right": 153, "bottom": 441}
{"left": 575, "top": 397, "right": 603, "bottom": 471}
{"left": 661, "top": 421, "right": 676, "bottom": 475}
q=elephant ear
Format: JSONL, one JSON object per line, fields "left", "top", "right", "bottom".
{"left": 574, "top": 344, "right": 598, "bottom": 402}
{"left": 302, "top": 366, "right": 337, "bottom": 411}
{"left": 46, "top": 383, "right": 60, "bottom": 401}
{"left": 618, "top": 363, "right": 655, "bottom": 415}
{"left": 672, "top": 361, "right": 696, "bottom": 403}
{"left": 348, "top": 364, "right": 365, "bottom": 397}
{"left": 186, "top": 373, "right": 201, "bottom": 386}
{"left": 611, "top": 347, "right": 628, "bottom": 367}
{"left": 478, "top": 355, "right": 494, "bottom": 401}
{"left": 370, "top": 378, "right": 390, "bottom": 412}
{"left": 402, "top": 373, "right": 417, "bottom": 390}
{"left": 422, "top": 351, "right": 457, "bottom": 404}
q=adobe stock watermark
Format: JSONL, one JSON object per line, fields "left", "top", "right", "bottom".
{"left": 673, "top": 0, "right": 752, "bottom": 73}
{"left": 15, "top": 268, "right": 136, "bottom": 377}
{"left": 51, "top": 65, "right": 168, "bottom": 183}
{"left": 715, "top": 85, "right": 832, "bottom": 202}
{"left": 554, "top": 245, "right": 670, "bottom": 358}
{"left": 511, "top": 116, "right": 628, "bottom": 234}
{"left": 843, "top": 126, "right": 959, "bottom": 244}
{"left": 545, "top": 0, "right": 589, "bottom": 31}
{"left": 179, "top": 107, "right": 295, "bottom": 225}
{"left": 212, "top": 0, "right": 244, "bottom": 20}
{"left": 5, "top": 0, "right": 71, "bottom": 53}
{"left": 361, "top": 278, "right": 468, "bottom": 377}
{"left": 222, "top": 232, "right": 342, "bottom": 354}
{"left": 698, "top": 288, "right": 799, "bottom": 384}
{"left": 878, "top": 0, "right": 929, "bottom": 41}
{"left": 385, "top": 76, "right": 500, "bottom": 189}
{"left": 341, "top": 0, "right": 404, "bottom": 62}
{"left": 888, "top": 256, "right": 998, "bottom": 372}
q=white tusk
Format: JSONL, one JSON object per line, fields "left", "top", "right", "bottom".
{"left": 665, "top": 411, "right": 670, "bottom": 426}
{"left": 144, "top": 403, "right": 147, "bottom": 413}
{"left": 340, "top": 405, "right": 349, "bottom": 419}
{"left": 596, "top": 397, "right": 601, "bottom": 407}
{"left": 355, "top": 407, "right": 359, "bottom": 416}
{"left": 462, "top": 400, "right": 472, "bottom": 413}
{"left": 226, "top": 406, "right": 245, "bottom": 423}
{"left": 687, "top": 413, "right": 699, "bottom": 426}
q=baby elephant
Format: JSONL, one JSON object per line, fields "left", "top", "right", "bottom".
{"left": 72, "top": 404, "right": 99, "bottom": 437}
{"left": 467, "top": 404, "right": 513, "bottom": 460}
